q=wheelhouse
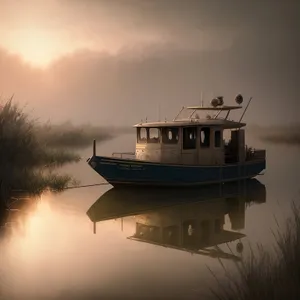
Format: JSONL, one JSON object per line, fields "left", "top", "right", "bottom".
{"left": 134, "top": 106, "right": 255, "bottom": 166}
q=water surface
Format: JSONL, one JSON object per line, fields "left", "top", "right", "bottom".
{"left": 1, "top": 134, "right": 299, "bottom": 300}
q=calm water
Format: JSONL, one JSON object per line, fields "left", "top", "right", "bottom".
{"left": 1, "top": 133, "right": 299, "bottom": 300}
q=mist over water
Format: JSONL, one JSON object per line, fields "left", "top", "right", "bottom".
{"left": 252, "top": 124, "right": 300, "bottom": 147}
{"left": 0, "top": 0, "right": 299, "bottom": 299}
{"left": 35, "top": 122, "right": 131, "bottom": 149}
{"left": 0, "top": 132, "right": 299, "bottom": 299}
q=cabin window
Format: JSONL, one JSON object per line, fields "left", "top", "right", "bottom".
{"left": 148, "top": 128, "right": 160, "bottom": 143}
{"left": 200, "top": 127, "right": 210, "bottom": 148}
{"left": 162, "top": 127, "right": 179, "bottom": 144}
{"left": 137, "top": 128, "right": 147, "bottom": 143}
{"left": 183, "top": 127, "right": 197, "bottom": 149}
{"left": 214, "top": 130, "right": 221, "bottom": 148}
{"left": 182, "top": 220, "right": 197, "bottom": 247}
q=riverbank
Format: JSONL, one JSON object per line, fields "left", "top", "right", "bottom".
{"left": 0, "top": 98, "right": 118, "bottom": 205}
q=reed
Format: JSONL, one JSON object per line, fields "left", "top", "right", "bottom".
{"left": 211, "top": 202, "right": 300, "bottom": 300}
{"left": 0, "top": 98, "right": 80, "bottom": 198}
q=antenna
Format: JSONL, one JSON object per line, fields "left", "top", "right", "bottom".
{"left": 239, "top": 97, "right": 253, "bottom": 123}
{"left": 158, "top": 103, "right": 161, "bottom": 121}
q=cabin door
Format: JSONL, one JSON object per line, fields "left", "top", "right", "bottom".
{"left": 181, "top": 127, "right": 198, "bottom": 165}
{"left": 225, "top": 130, "right": 245, "bottom": 163}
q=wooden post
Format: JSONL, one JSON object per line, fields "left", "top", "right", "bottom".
{"left": 93, "top": 139, "right": 96, "bottom": 156}
{"left": 93, "top": 222, "right": 96, "bottom": 234}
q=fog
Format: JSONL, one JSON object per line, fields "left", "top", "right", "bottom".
{"left": 0, "top": 0, "right": 299, "bottom": 127}
{"left": 252, "top": 124, "right": 300, "bottom": 147}
{"left": 35, "top": 121, "right": 131, "bottom": 149}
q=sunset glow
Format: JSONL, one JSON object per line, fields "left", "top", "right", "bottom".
{"left": 4, "top": 28, "right": 73, "bottom": 68}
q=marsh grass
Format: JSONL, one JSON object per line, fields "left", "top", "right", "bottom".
{"left": 7, "top": 170, "right": 80, "bottom": 194}
{"left": 211, "top": 202, "right": 300, "bottom": 300}
{"left": 0, "top": 98, "right": 81, "bottom": 198}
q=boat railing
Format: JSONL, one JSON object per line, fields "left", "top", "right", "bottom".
{"left": 112, "top": 152, "right": 136, "bottom": 159}
{"left": 246, "top": 148, "right": 266, "bottom": 161}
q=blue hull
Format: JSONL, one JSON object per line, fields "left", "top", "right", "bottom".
{"left": 88, "top": 156, "right": 266, "bottom": 187}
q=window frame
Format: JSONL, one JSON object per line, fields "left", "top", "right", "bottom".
{"left": 182, "top": 126, "right": 197, "bottom": 150}
{"left": 200, "top": 127, "right": 211, "bottom": 148}
{"left": 137, "top": 127, "right": 147, "bottom": 144}
{"left": 147, "top": 127, "right": 161, "bottom": 144}
{"left": 162, "top": 127, "right": 179, "bottom": 144}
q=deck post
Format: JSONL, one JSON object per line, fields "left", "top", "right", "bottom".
{"left": 93, "top": 139, "right": 96, "bottom": 156}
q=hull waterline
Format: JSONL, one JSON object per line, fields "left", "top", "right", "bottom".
{"left": 87, "top": 155, "right": 266, "bottom": 188}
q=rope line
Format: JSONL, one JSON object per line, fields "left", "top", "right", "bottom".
{"left": 64, "top": 182, "right": 110, "bottom": 190}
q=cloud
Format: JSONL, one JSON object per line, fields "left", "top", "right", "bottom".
{"left": 0, "top": 1, "right": 298, "bottom": 127}
{"left": 0, "top": 0, "right": 255, "bottom": 61}
{"left": 1, "top": 0, "right": 298, "bottom": 66}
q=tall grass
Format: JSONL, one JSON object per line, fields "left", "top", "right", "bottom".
{"left": 211, "top": 202, "right": 300, "bottom": 300}
{"left": 0, "top": 98, "right": 80, "bottom": 200}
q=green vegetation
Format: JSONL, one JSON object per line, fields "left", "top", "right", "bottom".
{"left": 211, "top": 202, "right": 300, "bottom": 300}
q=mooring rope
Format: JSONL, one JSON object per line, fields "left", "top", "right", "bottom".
{"left": 6, "top": 183, "right": 110, "bottom": 197}
{"left": 63, "top": 182, "right": 110, "bottom": 190}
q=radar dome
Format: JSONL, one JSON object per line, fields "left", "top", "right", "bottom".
{"left": 211, "top": 98, "right": 219, "bottom": 107}
{"left": 235, "top": 94, "right": 243, "bottom": 105}
{"left": 216, "top": 96, "right": 224, "bottom": 106}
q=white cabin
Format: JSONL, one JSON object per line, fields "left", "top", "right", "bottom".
{"left": 134, "top": 105, "right": 248, "bottom": 166}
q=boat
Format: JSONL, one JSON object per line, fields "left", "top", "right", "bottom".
{"left": 87, "top": 179, "right": 266, "bottom": 260}
{"left": 87, "top": 95, "right": 266, "bottom": 187}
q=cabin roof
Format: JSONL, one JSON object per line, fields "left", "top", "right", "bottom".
{"left": 134, "top": 119, "right": 246, "bottom": 129}
{"left": 186, "top": 105, "right": 242, "bottom": 111}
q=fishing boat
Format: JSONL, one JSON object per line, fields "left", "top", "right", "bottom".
{"left": 87, "top": 95, "right": 266, "bottom": 187}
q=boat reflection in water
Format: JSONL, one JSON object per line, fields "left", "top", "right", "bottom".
{"left": 87, "top": 179, "right": 266, "bottom": 261}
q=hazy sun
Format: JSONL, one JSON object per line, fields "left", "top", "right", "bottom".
{"left": 3, "top": 28, "right": 72, "bottom": 68}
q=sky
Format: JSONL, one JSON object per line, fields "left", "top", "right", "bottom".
{"left": 0, "top": 0, "right": 299, "bottom": 126}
